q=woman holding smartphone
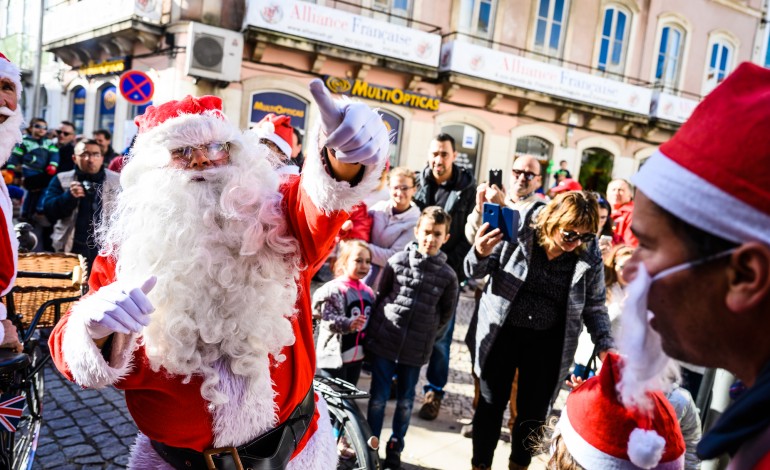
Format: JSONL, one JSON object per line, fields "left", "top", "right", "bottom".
{"left": 465, "top": 191, "right": 615, "bottom": 470}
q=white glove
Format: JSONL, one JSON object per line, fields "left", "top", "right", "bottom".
{"left": 309, "top": 78, "right": 390, "bottom": 167}
{"left": 84, "top": 276, "right": 157, "bottom": 339}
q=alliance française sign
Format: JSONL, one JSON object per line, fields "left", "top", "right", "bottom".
{"left": 245, "top": 0, "right": 441, "bottom": 67}
{"left": 440, "top": 41, "right": 653, "bottom": 115}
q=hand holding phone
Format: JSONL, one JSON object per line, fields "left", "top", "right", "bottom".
{"left": 482, "top": 203, "right": 519, "bottom": 243}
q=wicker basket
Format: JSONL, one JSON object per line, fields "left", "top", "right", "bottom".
{"left": 11, "top": 253, "right": 88, "bottom": 328}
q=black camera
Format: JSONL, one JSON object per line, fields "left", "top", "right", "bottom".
{"left": 81, "top": 180, "right": 96, "bottom": 196}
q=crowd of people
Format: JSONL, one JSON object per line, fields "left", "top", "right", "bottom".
{"left": 1, "top": 48, "right": 769, "bottom": 470}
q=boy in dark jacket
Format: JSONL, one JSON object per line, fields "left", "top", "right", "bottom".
{"left": 365, "top": 206, "right": 459, "bottom": 469}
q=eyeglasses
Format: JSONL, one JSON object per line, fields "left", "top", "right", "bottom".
{"left": 57, "top": 130, "right": 73, "bottom": 136}
{"left": 77, "top": 151, "right": 103, "bottom": 159}
{"left": 170, "top": 142, "right": 231, "bottom": 164}
{"left": 560, "top": 229, "right": 596, "bottom": 244}
{"left": 511, "top": 169, "right": 539, "bottom": 181}
{"left": 32, "top": 124, "right": 47, "bottom": 130}
{"left": 391, "top": 185, "right": 414, "bottom": 192}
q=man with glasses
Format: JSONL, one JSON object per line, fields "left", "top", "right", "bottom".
{"left": 620, "top": 63, "right": 770, "bottom": 468}
{"left": 48, "top": 82, "right": 389, "bottom": 468}
{"left": 6, "top": 118, "right": 59, "bottom": 247}
{"left": 465, "top": 155, "right": 544, "bottom": 243}
{"left": 0, "top": 51, "right": 26, "bottom": 354}
{"left": 54, "top": 121, "right": 77, "bottom": 173}
{"left": 42, "top": 139, "right": 118, "bottom": 271}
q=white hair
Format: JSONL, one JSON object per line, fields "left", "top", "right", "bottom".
{"left": 97, "top": 129, "right": 301, "bottom": 405}
{"left": 0, "top": 106, "right": 23, "bottom": 166}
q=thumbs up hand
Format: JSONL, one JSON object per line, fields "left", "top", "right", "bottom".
{"left": 84, "top": 276, "right": 157, "bottom": 339}
{"left": 309, "top": 79, "right": 390, "bottom": 167}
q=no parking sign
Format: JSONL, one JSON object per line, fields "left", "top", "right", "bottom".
{"left": 119, "top": 70, "right": 154, "bottom": 105}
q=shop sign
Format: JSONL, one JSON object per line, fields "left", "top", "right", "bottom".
{"left": 650, "top": 91, "right": 699, "bottom": 123}
{"left": 440, "top": 41, "right": 652, "bottom": 115}
{"left": 78, "top": 58, "right": 130, "bottom": 78}
{"left": 250, "top": 91, "right": 308, "bottom": 130}
{"left": 245, "top": 0, "right": 441, "bottom": 67}
{"left": 323, "top": 76, "right": 440, "bottom": 111}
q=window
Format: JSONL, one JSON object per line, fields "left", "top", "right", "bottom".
{"left": 579, "top": 147, "right": 614, "bottom": 193}
{"left": 372, "top": 0, "right": 411, "bottom": 25}
{"left": 765, "top": 31, "right": 770, "bottom": 68}
{"left": 97, "top": 84, "right": 117, "bottom": 135}
{"left": 655, "top": 25, "right": 685, "bottom": 88}
{"left": 70, "top": 86, "right": 86, "bottom": 134}
{"left": 379, "top": 109, "right": 403, "bottom": 167}
{"left": 534, "top": 0, "right": 569, "bottom": 57}
{"left": 597, "top": 6, "right": 629, "bottom": 74}
{"left": 459, "top": 0, "right": 496, "bottom": 39}
{"left": 704, "top": 40, "right": 733, "bottom": 94}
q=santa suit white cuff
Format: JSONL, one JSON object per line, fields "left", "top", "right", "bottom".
{"left": 300, "top": 124, "right": 388, "bottom": 213}
{"left": 61, "top": 296, "right": 139, "bottom": 388}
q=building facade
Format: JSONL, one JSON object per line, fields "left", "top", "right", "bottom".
{"left": 41, "top": 0, "right": 770, "bottom": 193}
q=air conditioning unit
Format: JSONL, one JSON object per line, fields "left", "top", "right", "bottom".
{"left": 185, "top": 22, "right": 243, "bottom": 83}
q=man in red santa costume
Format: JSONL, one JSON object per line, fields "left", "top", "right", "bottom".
{"left": 0, "top": 52, "right": 24, "bottom": 353}
{"left": 49, "top": 79, "right": 390, "bottom": 469}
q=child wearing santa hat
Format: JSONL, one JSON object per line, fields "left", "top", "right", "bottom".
{"left": 549, "top": 353, "right": 686, "bottom": 469}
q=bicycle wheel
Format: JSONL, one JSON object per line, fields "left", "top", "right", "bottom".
{"left": 328, "top": 398, "right": 380, "bottom": 470}
{"left": 12, "top": 344, "right": 44, "bottom": 470}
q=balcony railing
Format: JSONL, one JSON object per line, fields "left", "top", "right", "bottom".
{"left": 42, "top": 0, "right": 162, "bottom": 45}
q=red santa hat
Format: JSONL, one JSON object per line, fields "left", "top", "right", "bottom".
{"left": 253, "top": 113, "right": 293, "bottom": 158}
{"left": 551, "top": 177, "right": 582, "bottom": 194}
{"left": 633, "top": 62, "right": 770, "bottom": 246}
{"left": 556, "top": 353, "right": 685, "bottom": 469}
{"left": 0, "top": 52, "right": 22, "bottom": 99}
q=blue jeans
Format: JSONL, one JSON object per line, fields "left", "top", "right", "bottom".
{"left": 423, "top": 311, "right": 456, "bottom": 398}
{"left": 366, "top": 353, "right": 421, "bottom": 451}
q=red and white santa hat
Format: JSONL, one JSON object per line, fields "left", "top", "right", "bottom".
{"left": 633, "top": 62, "right": 770, "bottom": 246}
{"left": 252, "top": 113, "right": 293, "bottom": 157}
{"left": 0, "top": 52, "right": 22, "bottom": 99}
{"left": 556, "top": 353, "right": 685, "bottom": 469}
{"left": 551, "top": 177, "right": 583, "bottom": 194}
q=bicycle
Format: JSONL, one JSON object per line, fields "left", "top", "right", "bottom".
{"left": 314, "top": 373, "right": 381, "bottom": 470}
{"left": 0, "top": 252, "right": 86, "bottom": 470}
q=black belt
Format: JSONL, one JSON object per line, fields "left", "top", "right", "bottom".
{"left": 151, "top": 387, "right": 315, "bottom": 470}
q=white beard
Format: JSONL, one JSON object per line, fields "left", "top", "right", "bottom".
{"left": 616, "top": 262, "right": 674, "bottom": 411}
{"left": 0, "top": 107, "right": 23, "bottom": 166}
{"left": 98, "top": 151, "right": 301, "bottom": 407}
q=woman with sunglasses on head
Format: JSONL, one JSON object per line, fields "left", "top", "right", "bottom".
{"left": 465, "top": 190, "right": 615, "bottom": 470}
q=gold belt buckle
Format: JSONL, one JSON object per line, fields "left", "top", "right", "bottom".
{"left": 203, "top": 447, "right": 244, "bottom": 470}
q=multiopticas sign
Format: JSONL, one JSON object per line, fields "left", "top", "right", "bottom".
{"left": 324, "top": 76, "right": 440, "bottom": 111}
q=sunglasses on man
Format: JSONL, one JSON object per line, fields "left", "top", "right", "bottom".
{"left": 511, "top": 169, "right": 539, "bottom": 181}
{"left": 560, "top": 229, "right": 596, "bottom": 244}
{"left": 56, "top": 130, "right": 73, "bottom": 136}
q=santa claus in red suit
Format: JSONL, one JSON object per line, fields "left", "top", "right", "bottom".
{"left": 49, "top": 80, "right": 390, "bottom": 469}
{"left": 0, "top": 52, "right": 24, "bottom": 353}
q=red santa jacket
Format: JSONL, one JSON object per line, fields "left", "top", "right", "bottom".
{"left": 0, "top": 182, "right": 17, "bottom": 301}
{"left": 611, "top": 201, "right": 638, "bottom": 247}
{"left": 49, "top": 174, "right": 348, "bottom": 455}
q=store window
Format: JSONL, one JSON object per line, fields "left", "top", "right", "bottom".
{"left": 515, "top": 135, "right": 552, "bottom": 186}
{"left": 655, "top": 24, "right": 685, "bottom": 89}
{"left": 703, "top": 38, "right": 733, "bottom": 95}
{"left": 459, "top": 0, "right": 496, "bottom": 39}
{"left": 39, "top": 87, "right": 48, "bottom": 121}
{"left": 578, "top": 147, "right": 614, "bottom": 194}
{"left": 597, "top": 5, "right": 630, "bottom": 74}
{"left": 71, "top": 86, "right": 86, "bottom": 134}
{"left": 440, "top": 123, "right": 483, "bottom": 178}
{"left": 97, "top": 84, "right": 117, "bottom": 135}
{"left": 534, "top": 0, "right": 569, "bottom": 58}
{"left": 250, "top": 91, "right": 308, "bottom": 134}
{"left": 379, "top": 109, "right": 403, "bottom": 168}
{"left": 372, "top": 0, "right": 411, "bottom": 25}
